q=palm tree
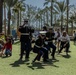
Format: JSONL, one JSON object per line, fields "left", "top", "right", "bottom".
{"left": 13, "top": 1, "right": 26, "bottom": 29}
{"left": 70, "top": 16, "right": 75, "bottom": 34}
{"left": 66, "top": 0, "right": 69, "bottom": 33}
{"left": 69, "top": 5, "right": 76, "bottom": 34}
{"left": 35, "top": 13, "right": 41, "bottom": 29}
{"left": 13, "top": 6, "right": 19, "bottom": 29}
{"left": 43, "top": 6, "right": 49, "bottom": 25}
{"left": 54, "top": 1, "right": 66, "bottom": 31}
{"left": 69, "top": 14, "right": 76, "bottom": 35}
{"left": 5, "top": 0, "right": 18, "bottom": 35}
{"left": 44, "top": 0, "right": 56, "bottom": 26}
{"left": 3, "top": 0, "right": 7, "bottom": 35}
{"left": 0, "top": 0, "right": 4, "bottom": 33}
{"left": 53, "top": 9, "right": 59, "bottom": 26}
{"left": 18, "top": 1, "right": 25, "bottom": 26}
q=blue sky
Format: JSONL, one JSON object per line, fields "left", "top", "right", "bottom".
{"left": 25, "top": 0, "right": 45, "bottom": 8}
{"left": 25, "top": 0, "right": 76, "bottom": 8}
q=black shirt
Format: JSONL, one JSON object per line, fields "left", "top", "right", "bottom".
{"left": 45, "top": 32, "right": 55, "bottom": 42}
{"left": 19, "top": 25, "right": 34, "bottom": 42}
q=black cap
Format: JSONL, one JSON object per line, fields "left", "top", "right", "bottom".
{"left": 49, "top": 27, "right": 53, "bottom": 30}
{"left": 24, "top": 19, "right": 28, "bottom": 22}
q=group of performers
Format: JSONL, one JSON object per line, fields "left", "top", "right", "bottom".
{"left": 18, "top": 19, "right": 70, "bottom": 63}
{"left": 32, "top": 27, "right": 70, "bottom": 62}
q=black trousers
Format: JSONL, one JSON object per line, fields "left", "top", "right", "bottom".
{"left": 33, "top": 46, "right": 48, "bottom": 62}
{"left": 74, "top": 37, "right": 76, "bottom": 44}
{"left": 59, "top": 41, "right": 70, "bottom": 53}
{"left": 48, "top": 42, "right": 56, "bottom": 58}
{"left": 20, "top": 40, "right": 31, "bottom": 59}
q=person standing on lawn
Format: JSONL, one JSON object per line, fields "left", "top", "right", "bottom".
{"left": 18, "top": 19, "right": 34, "bottom": 60}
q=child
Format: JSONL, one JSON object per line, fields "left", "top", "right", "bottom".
{"left": 2, "top": 37, "right": 12, "bottom": 57}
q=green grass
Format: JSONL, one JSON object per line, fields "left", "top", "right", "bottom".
{"left": 0, "top": 42, "right": 76, "bottom": 75}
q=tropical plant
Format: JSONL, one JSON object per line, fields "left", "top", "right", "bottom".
{"left": 5, "top": 0, "right": 18, "bottom": 35}
{"left": 54, "top": 1, "right": 67, "bottom": 31}
{"left": 44, "top": 0, "right": 57, "bottom": 26}
{"left": 66, "top": 0, "right": 69, "bottom": 33}
{"left": 13, "top": 0, "right": 26, "bottom": 29}
{"left": 0, "top": 0, "right": 4, "bottom": 33}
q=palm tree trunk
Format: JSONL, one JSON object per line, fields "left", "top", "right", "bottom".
{"left": 20, "top": 10, "right": 21, "bottom": 26}
{"left": 46, "top": 11, "right": 48, "bottom": 24}
{"left": 71, "top": 21, "right": 73, "bottom": 35}
{"left": 0, "top": 0, "right": 3, "bottom": 33}
{"left": 17, "top": 11, "right": 19, "bottom": 29}
{"left": 43, "top": 12, "right": 46, "bottom": 24}
{"left": 66, "top": 0, "right": 69, "bottom": 33}
{"left": 7, "top": 7, "right": 11, "bottom": 35}
{"left": 54, "top": 14, "right": 56, "bottom": 26}
{"left": 39, "top": 19, "right": 41, "bottom": 30}
{"left": 51, "top": 0, "right": 53, "bottom": 26}
{"left": 41, "top": 15, "right": 43, "bottom": 29}
{"left": 61, "top": 13, "right": 63, "bottom": 32}
{"left": 4, "top": 1, "right": 6, "bottom": 35}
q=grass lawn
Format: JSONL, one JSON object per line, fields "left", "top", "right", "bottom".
{"left": 0, "top": 41, "right": 76, "bottom": 75}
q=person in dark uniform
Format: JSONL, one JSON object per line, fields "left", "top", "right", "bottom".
{"left": 32, "top": 32, "right": 48, "bottom": 63}
{"left": 45, "top": 27, "right": 56, "bottom": 59}
{"left": 42, "top": 26, "right": 47, "bottom": 31}
{"left": 18, "top": 19, "right": 34, "bottom": 60}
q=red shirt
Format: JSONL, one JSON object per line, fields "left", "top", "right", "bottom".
{"left": 3, "top": 42, "right": 12, "bottom": 51}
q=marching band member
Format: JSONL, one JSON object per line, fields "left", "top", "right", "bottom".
{"left": 45, "top": 27, "right": 56, "bottom": 59}
{"left": 18, "top": 19, "right": 34, "bottom": 60}
{"left": 32, "top": 31, "right": 48, "bottom": 63}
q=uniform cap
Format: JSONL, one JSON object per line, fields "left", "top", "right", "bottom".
{"left": 24, "top": 19, "right": 28, "bottom": 22}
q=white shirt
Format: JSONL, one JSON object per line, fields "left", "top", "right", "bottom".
{"left": 58, "top": 35, "right": 70, "bottom": 42}
{"left": 54, "top": 31, "right": 61, "bottom": 39}
{"left": 73, "top": 33, "right": 76, "bottom": 37}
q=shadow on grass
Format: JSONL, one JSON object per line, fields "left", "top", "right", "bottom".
{"left": 27, "top": 59, "right": 59, "bottom": 70}
{"left": 10, "top": 59, "right": 30, "bottom": 67}
{"left": 62, "top": 54, "right": 71, "bottom": 59}
{"left": 47, "top": 59, "right": 59, "bottom": 68}
{"left": 28, "top": 62, "right": 45, "bottom": 70}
